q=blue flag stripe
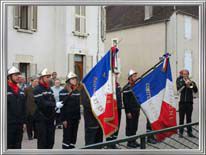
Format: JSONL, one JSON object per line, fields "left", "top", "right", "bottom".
{"left": 82, "top": 51, "right": 111, "bottom": 97}
{"left": 132, "top": 62, "right": 172, "bottom": 104}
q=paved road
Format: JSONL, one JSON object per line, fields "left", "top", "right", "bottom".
{"left": 22, "top": 97, "right": 199, "bottom": 149}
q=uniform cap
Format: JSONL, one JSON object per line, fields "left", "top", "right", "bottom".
{"left": 128, "top": 69, "right": 137, "bottom": 78}
{"left": 66, "top": 72, "right": 77, "bottom": 82}
{"left": 8, "top": 66, "right": 20, "bottom": 76}
{"left": 39, "top": 68, "right": 51, "bottom": 77}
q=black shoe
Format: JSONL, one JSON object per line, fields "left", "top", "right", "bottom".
{"left": 134, "top": 141, "right": 140, "bottom": 147}
{"left": 179, "top": 134, "right": 183, "bottom": 138}
{"left": 147, "top": 138, "right": 157, "bottom": 144}
{"left": 111, "top": 144, "right": 119, "bottom": 149}
{"left": 188, "top": 133, "right": 195, "bottom": 138}
{"left": 127, "top": 142, "right": 138, "bottom": 148}
{"left": 69, "top": 144, "right": 75, "bottom": 149}
{"left": 107, "top": 144, "right": 119, "bottom": 149}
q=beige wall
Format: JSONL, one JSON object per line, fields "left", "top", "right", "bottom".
{"left": 167, "top": 13, "right": 199, "bottom": 92}
{"left": 177, "top": 14, "right": 199, "bottom": 88}
{"left": 105, "top": 22, "right": 166, "bottom": 85}
{"left": 106, "top": 13, "right": 199, "bottom": 94}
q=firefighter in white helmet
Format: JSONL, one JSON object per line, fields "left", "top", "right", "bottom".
{"left": 122, "top": 69, "right": 141, "bottom": 148}
{"left": 33, "top": 68, "right": 56, "bottom": 149}
{"left": 7, "top": 66, "right": 26, "bottom": 149}
{"left": 59, "top": 72, "right": 81, "bottom": 149}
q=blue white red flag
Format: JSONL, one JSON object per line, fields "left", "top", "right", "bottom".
{"left": 132, "top": 58, "right": 177, "bottom": 141}
{"left": 82, "top": 51, "right": 119, "bottom": 137}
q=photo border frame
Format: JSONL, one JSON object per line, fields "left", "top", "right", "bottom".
{"left": 0, "top": 0, "right": 205, "bottom": 154}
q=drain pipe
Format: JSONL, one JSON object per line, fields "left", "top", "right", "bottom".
{"left": 96, "top": 6, "right": 100, "bottom": 63}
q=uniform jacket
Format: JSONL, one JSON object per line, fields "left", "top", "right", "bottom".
{"left": 33, "top": 84, "right": 56, "bottom": 121}
{"left": 7, "top": 85, "right": 26, "bottom": 124}
{"left": 176, "top": 76, "right": 198, "bottom": 103}
{"left": 122, "top": 83, "right": 140, "bottom": 113}
{"left": 116, "top": 82, "right": 122, "bottom": 110}
{"left": 24, "top": 86, "right": 36, "bottom": 116}
{"left": 80, "top": 87, "right": 100, "bottom": 128}
{"left": 59, "top": 88, "right": 81, "bottom": 121}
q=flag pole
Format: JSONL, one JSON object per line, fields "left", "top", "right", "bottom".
{"left": 134, "top": 59, "right": 164, "bottom": 84}
{"left": 134, "top": 53, "right": 171, "bottom": 84}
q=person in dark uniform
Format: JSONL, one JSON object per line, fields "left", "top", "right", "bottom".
{"left": 123, "top": 69, "right": 141, "bottom": 148}
{"left": 24, "top": 75, "right": 39, "bottom": 140}
{"left": 106, "top": 69, "right": 122, "bottom": 149}
{"left": 59, "top": 72, "right": 81, "bottom": 149}
{"left": 7, "top": 66, "right": 26, "bottom": 149}
{"left": 80, "top": 86, "right": 103, "bottom": 148}
{"left": 176, "top": 69, "right": 198, "bottom": 138}
{"left": 33, "top": 68, "right": 56, "bottom": 149}
{"left": 146, "top": 119, "right": 157, "bottom": 144}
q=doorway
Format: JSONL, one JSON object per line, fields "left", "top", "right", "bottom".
{"left": 74, "top": 55, "right": 84, "bottom": 80}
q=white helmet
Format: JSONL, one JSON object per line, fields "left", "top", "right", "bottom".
{"left": 7, "top": 66, "right": 20, "bottom": 76}
{"left": 114, "top": 68, "right": 120, "bottom": 74}
{"left": 66, "top": 72, "right": 77, "bottom": 82}
{"left": 128, "top": 69, "right": 137, "bottom": 78}
{"left": 39, "top": 68, "right": 51, "bottom": 77}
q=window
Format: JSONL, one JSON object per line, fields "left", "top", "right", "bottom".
{"left": 74, "top": 6, "right": 86, "bottom": 36}
{"left": 184, "top": 49, "right": 192, "bottom": 77}
{"left": 184, "top": 16, "right": 192, "bottom": 40}
{"left": 101, "top": 6, "right": 106, "bottom": 41}
{"left": 144, "top": 6, "right": 153, "bottom": 20}
{"left": 13, "top": 6, "right": 37, "bottom": 32}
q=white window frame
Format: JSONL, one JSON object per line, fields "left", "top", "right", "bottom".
{"left": 13, "top": 6, "right": 37, "bottom": 33}
{"left": 144, "top": 6, "right": 153, "bottom": 20}
{"left": 73, "top": 6, "right": 88, "bottom": 37}
{"left": 184, "top": 49, "right": 193, "bottom": 77}
{"left": 184, "top": 15, "right": 192, "bottom": 40}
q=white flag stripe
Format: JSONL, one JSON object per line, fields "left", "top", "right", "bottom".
{"left": 90, "top": 71, "right": 113, "bottom": 116}
{"left": 163, "top": 79, "right": 176, "bottom": 108}
{"left": 141, "top": 89, "right": 164, "bottom": 123}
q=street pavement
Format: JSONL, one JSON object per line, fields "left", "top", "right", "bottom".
{"left": 22, "top": 97, "right": 199, "bottom": 149}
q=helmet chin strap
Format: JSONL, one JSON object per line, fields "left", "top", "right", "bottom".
{"left": 41, "top": 76, "right": 48, "bottom": 85}
{"left": 10, "top": 75, "right": 18, "bottom": 84}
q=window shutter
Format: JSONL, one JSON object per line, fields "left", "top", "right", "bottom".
{"left": 13, "top": 6, "right": 20, "bottom": 29}
{"left": 81, "top": 18, "right": 86, "bottom": 33}
{"left": 75, "top": 6, "right": 80, "bottom": 15}
{"left": 31, "top": 6, "right": 37, "bottom": 31}
{"left": 81, "top": 6, "right": 86, "bottom": 16}
{"left": 75, "top": 17, "right": 80, "bottom": 32}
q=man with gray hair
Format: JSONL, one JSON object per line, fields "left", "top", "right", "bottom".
{"left": 24, "top": 75, "right": 39, "bottom": 140}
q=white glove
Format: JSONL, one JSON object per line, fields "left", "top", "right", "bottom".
{"left": 56, "top": 101, "right": 63, "bottom": 109}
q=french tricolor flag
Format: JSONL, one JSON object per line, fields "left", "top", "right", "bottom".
{"left": 132, "top": 59, "right": 177, "bottom": 141}
{"left": 82, "top": 51, "right": 119, "bottom": 137}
